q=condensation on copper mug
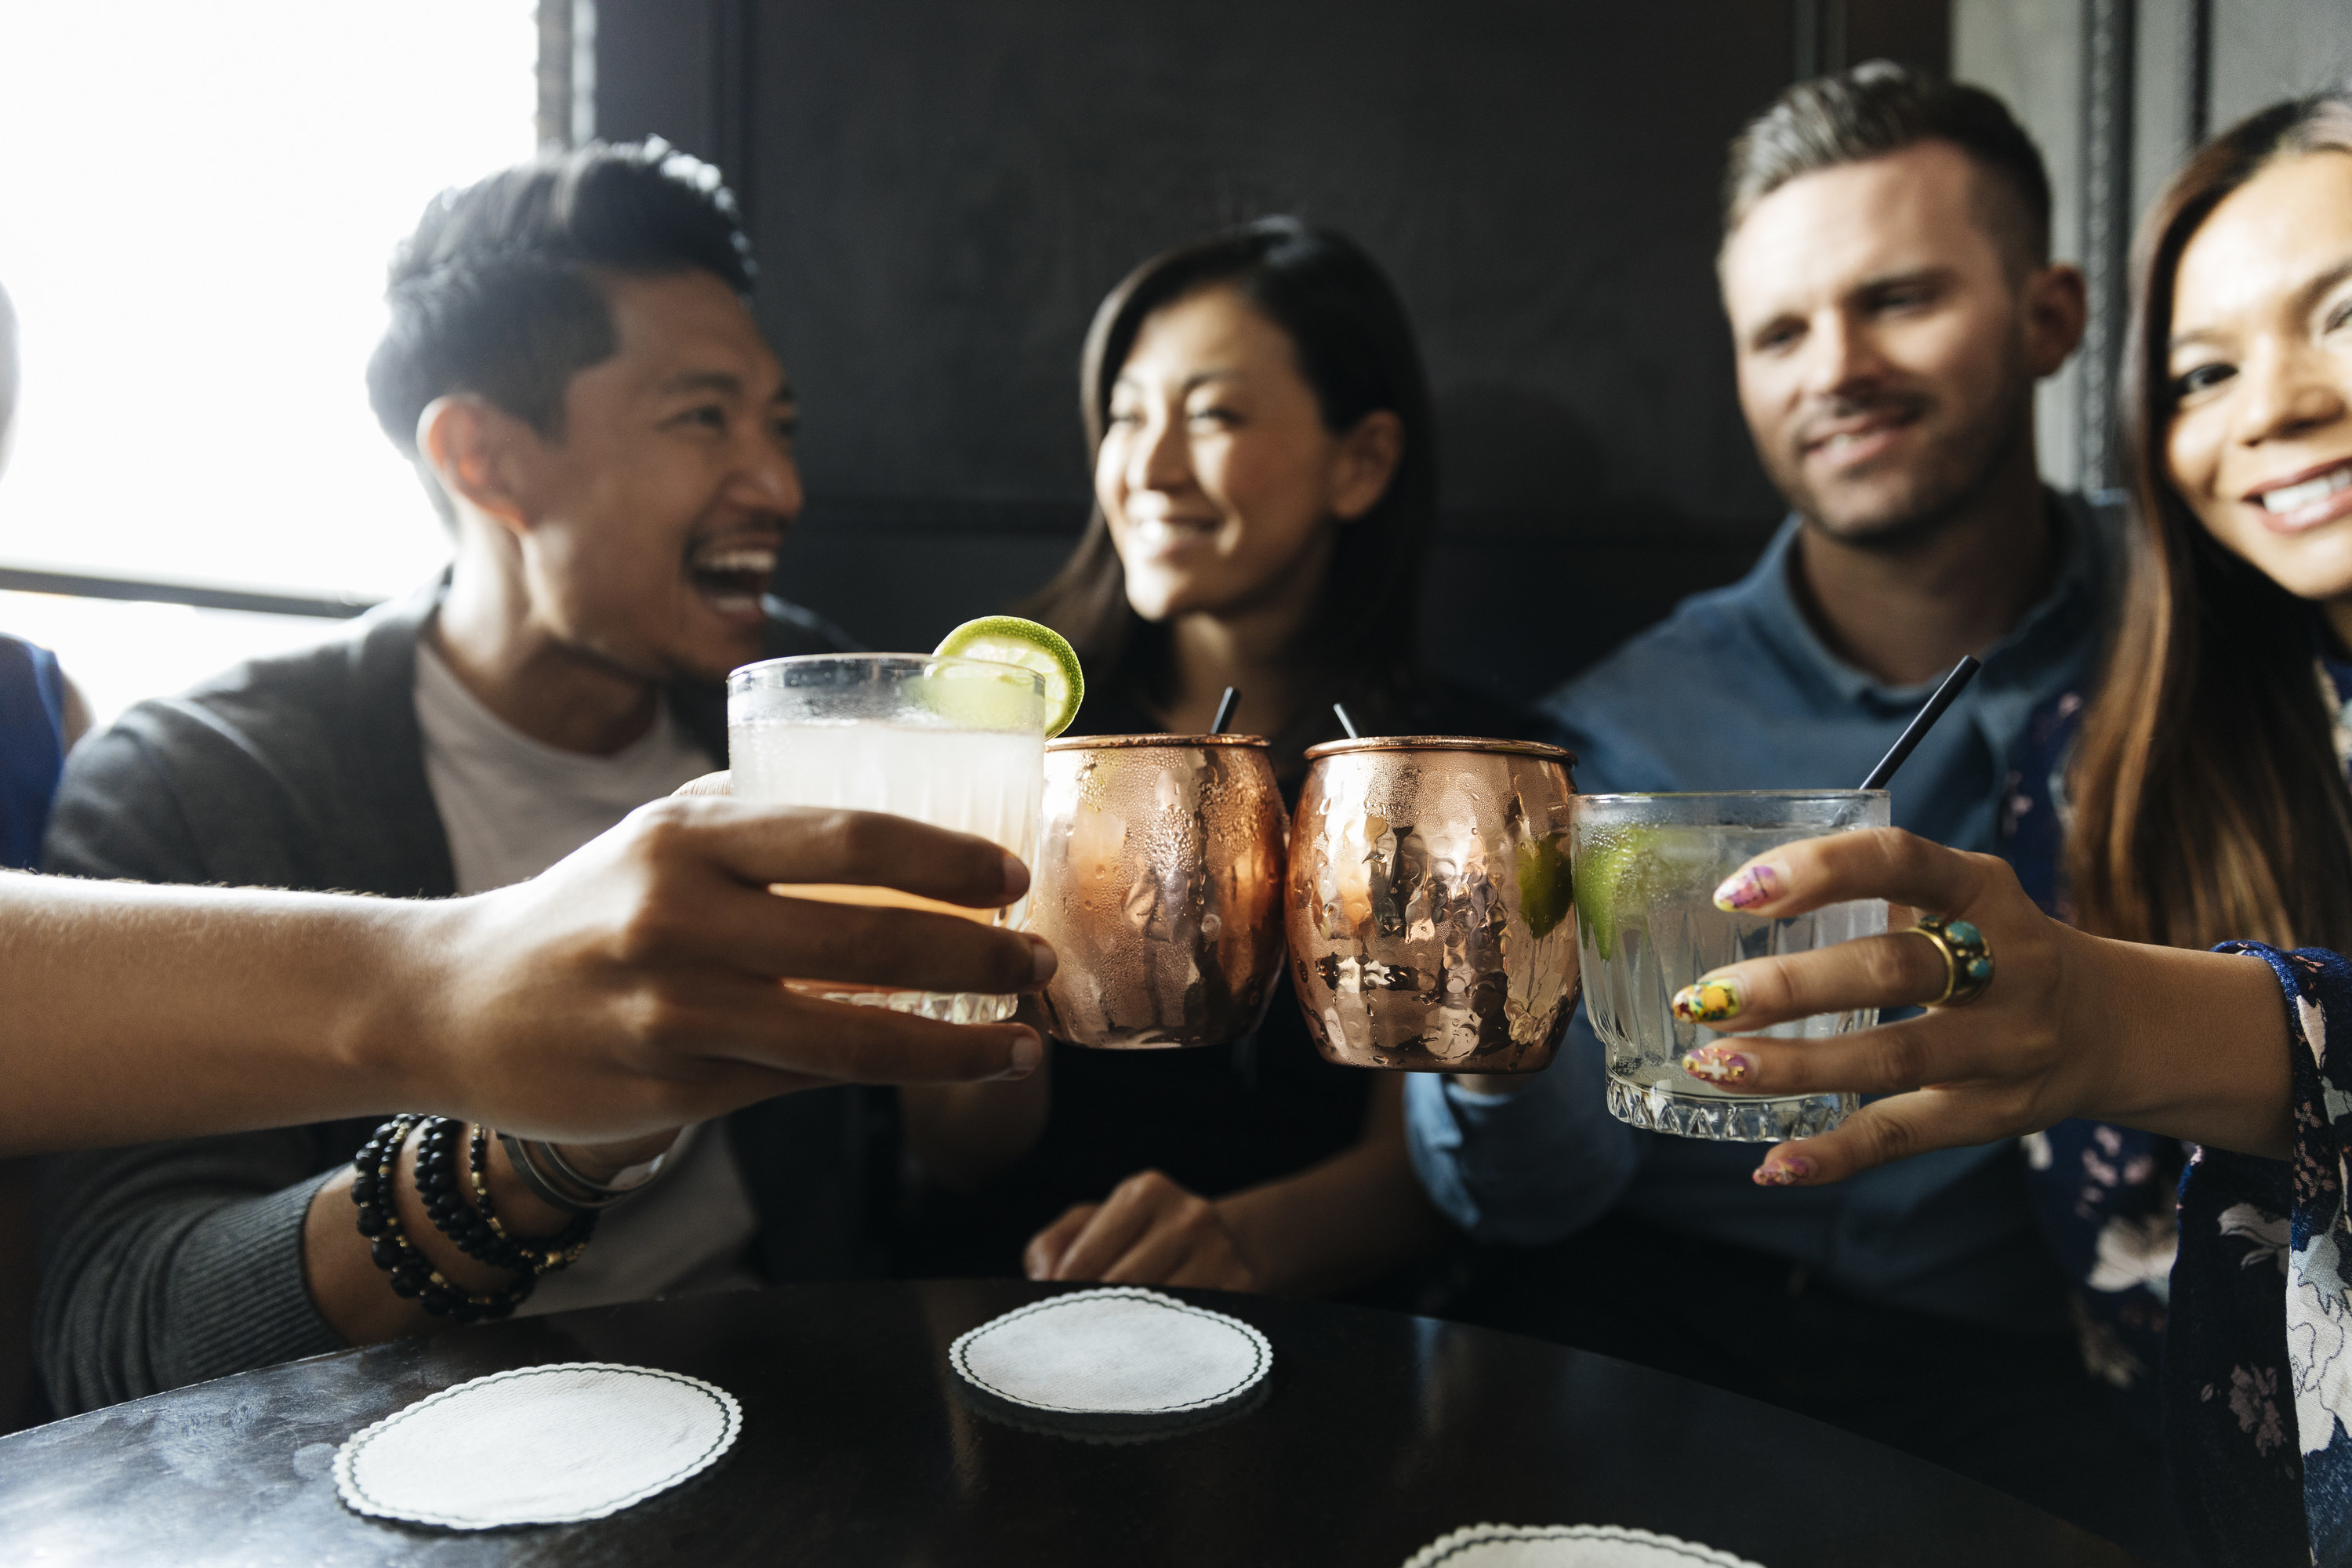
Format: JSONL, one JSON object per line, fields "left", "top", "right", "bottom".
{"left": 1287, "top": 738, "right": 1580, "bottom": 1071}
{"left": 1030, "top": 736, "right": 1290, "bottom": 1049}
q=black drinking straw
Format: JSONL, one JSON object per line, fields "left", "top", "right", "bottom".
{"left": 1858, "top": 655, "right": 1981, "bottom": 789}
{"left": 1210, "top": 686, "right": 1240, "bottom": 735}
{"left": 1333, "top": 702, "right": 1361, "bottom": 740}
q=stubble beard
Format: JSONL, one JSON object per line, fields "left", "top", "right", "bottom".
{"left": 1783, "top": 355, "right": 2038, "bottom": 558}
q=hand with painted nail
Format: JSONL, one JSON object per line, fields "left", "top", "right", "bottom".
{"left": 1662, "top": 826, "right": 2294, "bottom": 1188}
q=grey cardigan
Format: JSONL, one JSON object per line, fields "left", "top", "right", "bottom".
{"left": 35, "top": 583, "right": 887, "bottom": 1415}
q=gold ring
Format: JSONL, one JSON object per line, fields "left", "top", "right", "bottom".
{"left": 1908, "top": 914, "right": 1993, "bottom": 1007}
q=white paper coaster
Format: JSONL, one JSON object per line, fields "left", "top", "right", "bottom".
{"left": 1404, "top": 1525, "right": 1766, "bottom": 1568}
{"left": 334, "top": 1362, "right": 742, "bottom": 1530}
{"left": 949, "top": 1287, "right": 1271, "bottom": 1431}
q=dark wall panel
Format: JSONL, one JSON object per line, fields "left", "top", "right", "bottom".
{"left": 598, "top": 0, "right": 1949, "bottom": 698}
{"left": 597, "top": 3, "right": 715, "bottom": 160}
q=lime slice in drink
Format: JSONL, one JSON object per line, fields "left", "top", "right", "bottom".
{"left": 1516, "top": 831, "right": 1573, "bottom": 940}
{"left": 1571, "top": 826, "right": 1668, "bottom": 962}
{"left": 933, "top": 615, "right": 1086, "bottom": 739}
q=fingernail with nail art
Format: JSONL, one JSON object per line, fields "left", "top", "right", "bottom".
{"left": 1753, "top": 1154, "right": 1815, "bottom": 1186}
{"left": 1712, "top": 862, "right": 1784, "bottom": 912}
{"left": 1671, "top": 975, "right": 1743, "bottom": 1024}
{"left": 1680, "top": 1046, "right": 1755, "bottom": 1084}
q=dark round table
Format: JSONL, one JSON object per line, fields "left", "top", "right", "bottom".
{"left": 0, "top": 1280, "right": 2136, "bottom": 1566}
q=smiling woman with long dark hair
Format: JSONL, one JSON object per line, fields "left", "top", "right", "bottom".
{"left": 1986, "top": 89, "right": 2352, "bottom": 1561}
{"left": 1029, "top": 216, "right": 1475, "bottom": 775}
{"left": 2063, "top": 95, "right": 2352, "bottom": 955}
{"left": 897, "top": 218, "right": 1542, "bottom": 1301}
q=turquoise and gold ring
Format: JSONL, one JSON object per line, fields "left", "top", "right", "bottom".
{"left": 1910, "top": 914, "right": 1994, "bottom": 1007}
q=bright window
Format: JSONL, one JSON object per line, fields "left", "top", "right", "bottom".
{"left": 0, "top": 2, "right": 539, "bottom": 721}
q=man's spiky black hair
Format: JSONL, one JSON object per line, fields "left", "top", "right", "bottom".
{"left": 365, "top": 139, "right": 753, "bottom": 515}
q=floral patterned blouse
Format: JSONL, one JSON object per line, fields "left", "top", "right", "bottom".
{"left": 1998, "top": 654, "right": 2352, "bottom": 1564}
{"left": 1999, "top": 691, "right": 2189, "bottom": 1442}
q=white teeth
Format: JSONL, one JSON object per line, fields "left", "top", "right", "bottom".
{"left": 2260, "top": 467, "right": 2352, "bottom": 514}
{"left": 1819, "top": 428, "right": 1890, "bottom": 452}
{"left": 1132, "top": 517, "right": 1213, "bottom": 546}
{"left": 692, "top": 546, "right": 777, "bottom": 573}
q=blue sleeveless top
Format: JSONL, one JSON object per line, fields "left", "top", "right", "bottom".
{"left": 0, "top": 633, "right": 67, "bottom": 869}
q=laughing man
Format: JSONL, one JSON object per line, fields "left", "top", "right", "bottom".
{"left": 36, "top": 141, "right": 878, "bottom": 1414}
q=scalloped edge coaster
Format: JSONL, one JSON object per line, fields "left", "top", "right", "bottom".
{"left": 949, "top": 1287, "right": 1272, "bottom": 1436}
{"left": 1403, "top": 1524, "right": 1767, "bottom": 1568}
{"left": 948, "top": 1360, "right": 1274, "bottom": 1446}
{"left": 334, "top": 1362, "right": 742, "bottom": 1530}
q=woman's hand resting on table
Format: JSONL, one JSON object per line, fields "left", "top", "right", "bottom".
{"left": 1668, "top": 827, "right": 2295, "bottom": 1186}
{"left": 1024, "top": 1170, "right": 1260, "bottom": 1292}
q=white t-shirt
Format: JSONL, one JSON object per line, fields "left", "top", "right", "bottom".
{"left": 413, "top": 638, "right": 764, "bottom": 1313}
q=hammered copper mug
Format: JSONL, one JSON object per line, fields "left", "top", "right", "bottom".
{"left": 1029, "top": 735, "right": 1290, "bottom": 1049}
{"left": 1287, "top": 736, "right": 1580, "bottom": 1071}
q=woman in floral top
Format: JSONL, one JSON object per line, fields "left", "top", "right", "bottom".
{"left": 1655, "top": 92, "right": 2352, "bottom": 1566}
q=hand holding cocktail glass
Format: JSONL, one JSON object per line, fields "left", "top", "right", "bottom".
{"left": 1573, "top": 789, "right": 1890, "bottom": 1139}
{"left": 1660, "top": 824, "right": 2296, "bottom": 1185}
{"left": 1573, "top": 656, "right": 1980, "bottom": 1141}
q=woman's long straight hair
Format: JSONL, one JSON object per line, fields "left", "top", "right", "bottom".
{"left": 2067, "top": 89, "right": 2352, "bottom": 950}
{"left": 1023, "top": 217, "right": 1436, "bottom": 715}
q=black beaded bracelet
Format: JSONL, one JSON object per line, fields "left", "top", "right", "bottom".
{"left": 418, "top": 1120, "right": 593, "bottom": 1276}
{"left": 350, "top": 1116, "right": 533, "bottom": 1323}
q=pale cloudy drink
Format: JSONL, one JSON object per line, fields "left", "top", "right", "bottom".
{"left": 728, "top": 654, "right": 1047, "bottom": 1023}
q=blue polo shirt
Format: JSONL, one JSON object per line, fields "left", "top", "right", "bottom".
{"left": 1406, "top": 493, "right": 2118, "bottom": 1333}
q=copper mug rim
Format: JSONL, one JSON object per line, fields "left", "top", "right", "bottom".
{"left": 1302, "top": 735, "right": 1577, "bottom": 765}
{"left": 1045, "top": 732, "right": 1270, "bottom": 752}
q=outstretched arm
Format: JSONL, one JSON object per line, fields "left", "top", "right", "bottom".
{"left": 4, "top": 796, "right": 1053, "bottom": 1158}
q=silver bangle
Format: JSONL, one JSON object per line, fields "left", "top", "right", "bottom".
{"left": 540, "top": 1138, "right": 670, "bottom": 1203}
{"left": 496, "top": 1133, "right": 644, "bottom": 1212}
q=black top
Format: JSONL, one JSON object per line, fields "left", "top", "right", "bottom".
{"left": 0, "top": 1280, "right": 2138, "bottom": 1566}
{"left": 895, "top": 674, "right": 1559, "bottom": 1278}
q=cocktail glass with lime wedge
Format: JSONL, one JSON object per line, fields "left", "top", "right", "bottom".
{"left": 727, "top": 622, "right": 1081, "bottom": 1024}
{"left": 1570, "top": 790, "right": 1889, "bottom": 1140}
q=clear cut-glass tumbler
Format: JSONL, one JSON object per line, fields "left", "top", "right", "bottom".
{"left": 1571, "top": 789, "right": 1889, "bottom": 1140}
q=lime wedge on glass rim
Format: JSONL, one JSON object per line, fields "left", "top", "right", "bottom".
{"left": 931, "top": 615, "right": 1086, "bottom": 739}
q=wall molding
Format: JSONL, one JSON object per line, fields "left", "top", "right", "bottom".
{"left": 0, "top": 566, "right": 379, "bottom": 621}
{"left": 2078, "top": 0, "right": 2135, "bottom": 492}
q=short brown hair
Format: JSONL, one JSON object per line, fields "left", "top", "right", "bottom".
{"left": 1723, "top": 60, "right": 2053, "bottom": 270}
